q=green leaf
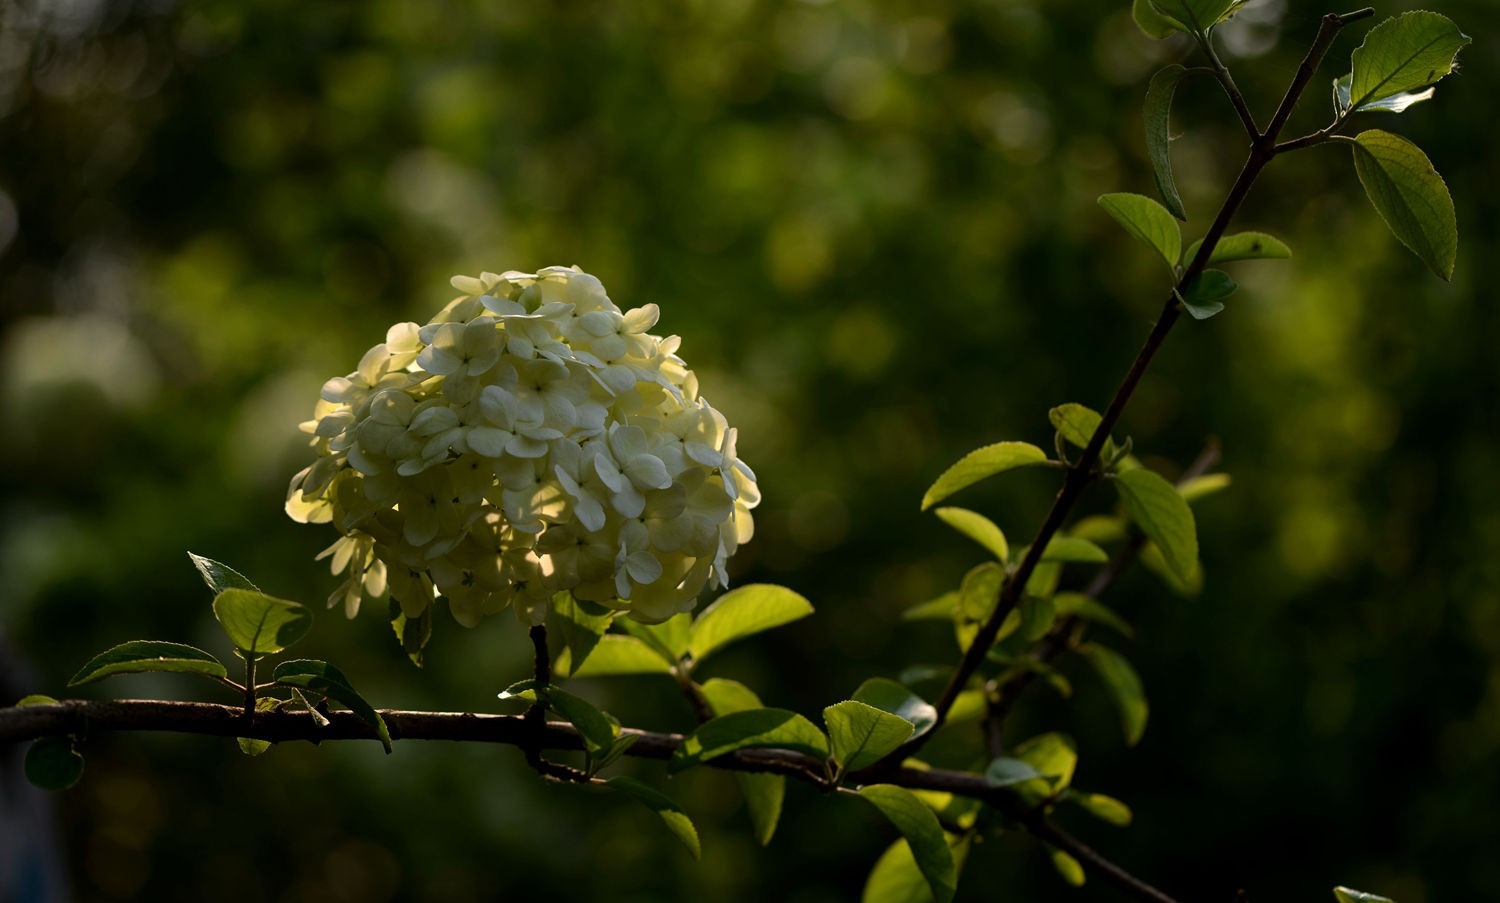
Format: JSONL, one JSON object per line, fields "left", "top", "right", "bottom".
{"left": 1140, "top": 540, "right": 1204, "bottom": 597}
{"left": 188, "top": 551, "right": 260, "bottom": 594}
{"left": 1052, "top": 593, "right": 1134, "bottom": 637}
{"left": 237, "top": 736, "right": 272, "bottom": 756}
{"left": 737, "top": 772, "right": 786, "bottom": 846}
{"left": 1132, "top": 0, "right": 1184, "bottom": 39}
{"left": 825, "top": 700, "right": 916, "bottom": 776}
{"left": 496, "top": 678, "right": 543, "bottom": 701}
{"left": 1023, "top": 536, "right": 1109, "bottom": 564}
{"left": 1098, "top": 192, "right": 1182, "bottom": 269}
{"left": 957, "top": 562, "right": 1004, "bottom": 622}
{"left": 902, "top": 591, "right": 960, "bottom": 622}
{"left": 1148, "top": 0, "right": 1246, "bottom": 31}
{"left": 1178, "top": 472, "right": 1232, "bottom": 503}
{"left": 1184, "top": 231, "right": 1292, "bottom": 267}
{"left": 213, "top": 589, "right": 312, "bottom": 657}
{"left": 1334, "top": 888, "right": 1396, "bottom": 903}
{"left": 852, "top": 678, "right": 938, "bottom": 739}
{"left": 389, "top": 598, "right": 432, "bottom": 668}
{"left": 670, "top": 708, "right": 829, "bottom": 773}
{"left": 1143, "top": 65, "right": 1188, "bottom": 221}
{"left": 25, "top": 736, "right": 84, "bottom": 791}
{"left": 568, "top": 634, "right": 676, "bottom": 677}
{"left": 920, "top": 441, "right": 1049, "bottom": 511}
{"left": 699, "top": 677, "right": 764, "bottom": 716}
{"left": 1335, "top": 71, "right": 1435, "bottom": 115}
{"left": 545, "top": 687, "right": 621, "bottom": 765}
{"left": 1078, "top": 643, "right": 1149, "bottom": 746}
{"left": 1350, "top": 129, "right": 1458, "bottom": 281}
{"left": 687, "top": 585, "right": 813, "bottom": 663}
{"left": 1065, "top": 790, "right": 1133, "bottom": 827}
{"left": 863, "top": 836, "right": 972, "bottom": 903}
{"left": 932, "top": 507, "right": 1008, "bottom": 564}
{"left": 17, "top": 694, "right": 58, "bottom": 706}
{"left": 236, "top": 697, "right": 284, "bottom": 756}
{"left": 68, "top": 640, "right": 229, "bottom": 687}
{"left": 985, "top": 756, "right": 1048, "bottom": 788}
{"left": 1179, "top": 268, "right": 1237, "bottom": 320}
{"left": 606, "top": 776, "right": 701, "bottom": 860}
{"left": 1113, "top": 467, "right": 1198, "bottom": 584}
{"left": 620, "top": 612, "right": 693, "bottom": 663}
{"left": 1347, "top": 12, "right": 1469, "bottom": 113}
{"left": 856, "top": 784, "right": 957, "bottom": 903}
{"left": 1048, "top": 403, "right": 1111, "bottom": 453}
{"left": 1019, "top": 594, "right": 1056, "bottom": 643}
{"left": 550, "top": 593, "right": 615, "bottom": 678}
{"left": 271, "top": 659, "right": 392, "bottom": 753}
{"left": 1012, "top": 732, "right": 1078, "bottom": 801}
{"left": 1050, "top": 847, "right": 1086, "bottom": 886}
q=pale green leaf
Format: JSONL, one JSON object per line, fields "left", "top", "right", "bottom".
{"left": 69, "top": 640, "right": 228, "bottom": 687}
{"left": 1019, "top": 594, "right": 1056, "bottom": 643}
{"left": 920, "top": 441, "right": 1048, "bottom": 511}
{"left": 1140, "top": 540, "right": 1204, "bottom": 597}
{"left": 550, "top": 593, "right": 615, "bottom": 678}
{"left": 699, "top": 677, "right": 764, "bottom": 716}
{"left": 688, "top": 585, "right": 814, "bottom": 662}
{"left": 1351, "top": 129, "right": 1458, "bottom": 281}
{"left": 985, "top": 756, "right": 1048, "bottom": 788}
{"left": 1078, "top": 643, "right": 1149, "bottom": 746}
{"left": 620, "top": 612, "right": 693, "bottom": 663}
{"left": 1178, "top": 472, "right": 1232, "bottom": 503}
{"left": 957, "top": 562, "right": 1004, "bottom": 622}
{"left": 1114, "top": 468, "right": 1198, "bottom": 583}
{"left": 1184, "top": 231, "right": 1292, "bottom": 267}
{"left": 567, "top": 634, "right": 676, "bottom": 677}
{"left": 670, "top": 708, "right": 829, "bottom": 773}
{"left": 188, "top": 551, "right": 259, "bottom": 594}
{"left": 902, "top": 591, "right": 960, "bottom": 622}
{"left": 1144, "top": 65, "right": 1189, "bottom": 220}
{"left": 606, "top": 776, "right": 701, "bottom": 860}
{"left": 737, "top": 772, "right": 785, "bottom": 846}
{"left": 1098, "top": 192, "right": 1182, "bottom": 269}
{"left": 1048, "top": 403, "right": 1110, "bottom": 452}
{"left": 1334, "top": 888, "right": 1396, "bottom": 903}
{"left": 1347, "top": 11, "right": 1469, "bottom": 112}
{"left": 1180, "top": 268, "right": 1236, "bottom": 320}
{"left": 213, "top": 589, "right": 313, "bottom": 657}
{"left": 1148, "top": 0, "right": 1246, "bottom": 31}
{"left": 1050, "top": 848, "right": 1086, "bottom": 886}
{"left": 825, "top": 700, "right": 916, "bottom": 775}
{"left": 17, "top": 694, "right": 58, "bottom": 707}
{"left": 852, "top": 678, "right": 938, "bottom": 739}
{"left": 1020, "top": 536, "right": 1109, "bottom": 564}
{"left": 1066, "top": 790, "right": 1133, "bottom": 827}
{"left": 863, "top": 836, "right": 972, "bottom": 903}
{"left": 1133, "top": 0, "right": 1184, "bottom": 39}
{"left": 856, "top": 784, "right": 957, "bottom": 903}
{"left": 1012, "top": 732, "right": 1078, "bottom": 801}
{"left": 932, "top": 507, "right": 1009, "bottom": 563}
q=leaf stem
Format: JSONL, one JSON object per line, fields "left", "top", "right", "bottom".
{"left": 1199, "top": 32, "right": 1260, "bottom": 138}
{"left": 242, "top": 655, "right": 257, "bottom": 719}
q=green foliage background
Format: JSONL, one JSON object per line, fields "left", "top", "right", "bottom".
{"left": 1, "top": 1, "right": 1495, "bottom": 900}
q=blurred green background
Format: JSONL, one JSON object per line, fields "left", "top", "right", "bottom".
{"left": 1, "top": 0, "right": 1495, "bottom": 901}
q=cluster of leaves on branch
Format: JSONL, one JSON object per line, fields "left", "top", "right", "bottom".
{"left": 4, "top": 4, "right": 1470, "bottom": 903}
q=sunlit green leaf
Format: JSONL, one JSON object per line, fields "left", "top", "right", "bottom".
{"left": 1021, "top": 536, "right": 1109, "bottom": 564}
{"left": 1078, "top": 643, "right": 1149, "bottom": 746}
{"left": 825, "top": 700, "right": 916, "bottom": 775}
{"left": 1050, "top": 847, "right": 1086, "bottom": 886}
{"left": 688, "top": 585, "right": 814, "bottom": 662}
{"left": 1184, "top": 231, "right": 1292, "bottom": 267}
{"left": 1098, "top": 192, "right": 1182, "bottom": 269}
{"left": 903, "top": 591, "right": 960, "bottom": 622}
{"left": 550, "top": 593, "right": 615, "bottom": 677}
{"left": 1113, "top": 468, "right": 1198, "bottom": 583}
{"left": 957, "top": 562, "right": 1004, "bottom": 622}
{"left": 1065, "top": 790, "right": 1133, "bottom": 827}
{"left": 1336, "top": 70, "right": 1435, "bottom": 115}
{"left": 272, "top": 659, "right": 392, "bottom": 753}
{"left": 1178, "top": 472, "right": 1232, "bottom": 503}
{"left": 621, "top": 612, "right": 693, "bottom": 663}
{"left": 1351, "top": 129, "right": 1458, "bottom": 281}
{"left": 699, "top": 677, "right": 764, "bottom": 716}
{"left": 670, "top": 708, "right": 829, "bottom": 773}
{"left": 932, "top": 507, "right": 1008, "bottom": 563}
{"left": 17, "top": 694, "right": 58, "bottom": 707}
{"left": 213, "top": 589, "right": 313, "bottom": 657}
{"left": 389, "top": 598, "right": 431, "bottom": 668}
{"left": 25, "top": 736, "right": 84, "bottom": 791}
{"left": 68, "top": 640, "right": 229, "bottom": 687}
{"left": 188, "top": 551, "right": 259, "bottom": 594}
{"left": 737, "top": 772, "right": 786, "bottom": 847}
{"left": 1144, "top": 64, "right": 1188, "bottom": 221}
{"left": 1048, "top": 403, "right": 1111, "bottom": 453}
{"left": 1133, "top": 0, "right": 1184, "bottom": 38}
{"left": 1140, "top": 540, "right": 1204, "bottom": 597}
{"left": 1347, "top": 11, "right": 1469, "bottom": 112}
{"left": 985, "top": 756, "right": 1048, "bottom": 788}
{"left": 1148, "top": 0, "right": 1246, "bottom": 31}
{"left": 920, "top": 441, "right": 1049, "bottom": 511}
{"left": 852, "top": 678, "right": 938, "bottom": 739}
{"left": 1334, "top": 888, "right": 1396, "bottom": 903}
{"left": 862, "top": 835, "right": 972, "bottom": 903}
{"left": 567, "top": 634, "right": 676, "bottom": 677}
{"left": 606, "top": 776, "right": 701, "bottom": 860}
{"left": 545, "top": 686, "right": 620, "bottom": 764}
{"left": 1012, "top": 732, "right": 1078, "bottom": 801}
{"left": 1019, "top": 594, "right": 1057, "bottom": 643}
{"left": 856, "top": 784, "right": 956, "bottom": 903}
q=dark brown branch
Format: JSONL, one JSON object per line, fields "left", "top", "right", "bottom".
{"left": 1027, "top": 817, "right": 1187, "bottom": 903}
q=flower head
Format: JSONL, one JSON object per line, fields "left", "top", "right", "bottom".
{"left": 288, "top": 266, "right": 758, "bottom": 628}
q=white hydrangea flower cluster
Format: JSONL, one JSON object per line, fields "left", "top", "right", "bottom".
{"left": 287, "top": 266, "right": 759, "bottom": 626}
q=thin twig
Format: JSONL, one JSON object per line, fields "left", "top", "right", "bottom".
{"left": 1201, "top": 33, "right": 1260, "bottom": 137}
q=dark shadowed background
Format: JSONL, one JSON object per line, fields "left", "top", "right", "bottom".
{"left": 1, "top": 1, "right": 1496, "bottom": 901}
